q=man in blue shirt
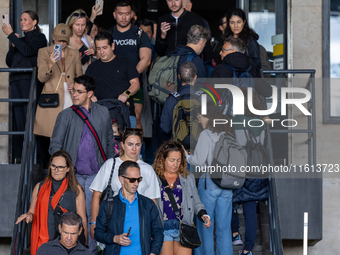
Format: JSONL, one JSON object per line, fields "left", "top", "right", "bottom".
{"left": 95, "top": 161, "right": 163, "bottom": 255}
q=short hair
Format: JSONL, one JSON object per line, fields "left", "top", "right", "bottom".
{"left": 187, "top": 25, "right": 209, "bottom": 45}
{"left": 114, "top": 0, "right": 132, "bottom": 10}
{"left": 94, "top": 30, "right": 114, "bottom": 46}
{"left": 118, "top": 160, "right": 140, "bottom": 177}
{"left": 60, "top": 211, "right": 82, "bottom": 230}
{"left": 179, "top": 61, "right": 197, "bottom": 84}
{"left": 74, "top": 75, "right": 96, "bottom": 92}
{"left": 223, "top": 37, "right": 246, "bottom": 53}
{"left": 137, "top": 19, "right": 154, "bottom": 35}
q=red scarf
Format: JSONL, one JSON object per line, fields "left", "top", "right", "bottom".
{"left": 31, "top": 178, "right": 68, "bottom": 255}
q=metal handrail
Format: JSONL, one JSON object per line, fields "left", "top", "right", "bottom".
{"left": 0, "top": 67, "right": 38, "bottom": 255}
{"left": 262, "top": 69, "right": 316, "bottom": 255}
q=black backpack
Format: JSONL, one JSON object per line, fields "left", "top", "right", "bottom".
{"left": 243, "top": 129, "right": 269, "bottom": 177}
{"left": 96, "top": 99, "right": 130, "bottom": 131}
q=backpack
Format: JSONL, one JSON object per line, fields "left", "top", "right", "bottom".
{"left": 171, "top": 90, "right": 203, "bottom": 152}
{"left": 148, "top": 53, "right": 195, "bottom": 104}
{"left": 243, "top": 129, "right": 269, "bottom": 177}
{"left": 221, "top": 63, "right": 254, "bottom": 116}
{"left": 210, "top": 133, "right": 247, "bottom": 189}
{"left": 96, "top": 99, "right": 131, "bottom": 131}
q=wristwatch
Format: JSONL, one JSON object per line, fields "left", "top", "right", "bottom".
{"left": 124, "top": 90, "right": 131, "bottom": 98}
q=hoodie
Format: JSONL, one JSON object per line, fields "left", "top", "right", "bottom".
{"left": 210, "top": 52, "right": 272, "bottom": 97}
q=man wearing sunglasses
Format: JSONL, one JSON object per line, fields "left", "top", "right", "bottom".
{"left": 95, "top": 161, "right": 163, "bottom": 255}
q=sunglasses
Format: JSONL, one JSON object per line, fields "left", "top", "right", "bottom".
{"left": 164, "top": 142, "right": 182, "bottom": 150}
{"left": 122, "top": 176, "right": 143, "bottom": 183}
{"left": 72, "top": 12, "right": 86, "bottom": 18}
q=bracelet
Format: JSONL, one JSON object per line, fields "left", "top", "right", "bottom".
{"left": 88, "top": 221, "right": 96, "bottom": 225}
{"left": 202, "top": 214, "right": 210, "bottom": 220}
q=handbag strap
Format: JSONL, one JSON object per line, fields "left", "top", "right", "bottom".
{"left": 42, "top": 72, "right": 63, "bottom": 94}
{"left": 70, "top": 105, "right": 107, "bottom": 161}
{"left": 106, "top": 158, "right": 116, "bottom": 233}
{"left": 161, "top": 178, "right": 181, "bottom": 220}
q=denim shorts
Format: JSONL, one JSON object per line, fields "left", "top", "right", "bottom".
{"left": 163, "top": 219, "right": 180, "bottom": 242}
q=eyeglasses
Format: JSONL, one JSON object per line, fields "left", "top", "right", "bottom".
{"left": 72, "top": 12, "right": 86, "bottom": 18}
{"left": 71, "top": 88, "right": 87, "bottom": 95}
{"left": 122, "top": 176, "right": 143, "bottom": 183}
{"left": 51, "top": 164, "right": 67, "bottom": 171}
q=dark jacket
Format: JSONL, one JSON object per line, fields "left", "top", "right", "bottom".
{"left": 94, "top": 192, "right": 163, "bottom": 255}
{"left": 155, "top": 10, "right": 213, "bottom": 61}
{"left": 6, "top": 29, "right": 47, "bottom": 83}
{"left": 160, "top": 85, "right": 202, "bottom": 134}
{"left": 210, "top": 52, "right": 272, "bottom": 97}
{"left": 232, "top": 178, "right": 269, "bottom": 203}
{"left": 246, "top": 35, "right": 261, "bottom": 73}
{"left": 36, "top": 238, "right": 92, "bottom": 255}
{"left": 168, "top": 45, "right": 207, "bottom": 89}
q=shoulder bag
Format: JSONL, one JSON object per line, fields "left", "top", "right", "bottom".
{"left": 38, "top": 72, "right": 62, "bottom": 108}
{"left": 161, "top": 178, "right": 202, "bottom": 249}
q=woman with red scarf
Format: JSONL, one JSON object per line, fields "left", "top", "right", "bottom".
{"left": 16, "top": 150, "right": 87, "bottom": 255}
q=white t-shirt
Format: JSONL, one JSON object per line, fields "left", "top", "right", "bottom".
{"left": 90, "top": 157, "right": 161, "bottom": 199}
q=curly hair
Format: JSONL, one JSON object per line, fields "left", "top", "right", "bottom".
{"left": 153, "top": 141, "right": 189, "bottom": 179}
{"left": 224, "top": 8, "right": 259, "bottom": 46}
{"left": 46, "top": 150, "right": 83, "bottom": 196}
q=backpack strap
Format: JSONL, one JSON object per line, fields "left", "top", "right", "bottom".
{"left": 70, "top": 105, "right": 107, "bottom": 161}
{"left": 186, "top": 52, "right": 195, "bottom": 62}
{"left": 150, "top": 83, "right": 172, "bottom": 95}
{"left": 245, "top": 66, "right": 252, "bottom": 73}
{"left": 224, "top": 63, "right": 236, "bottom": 73}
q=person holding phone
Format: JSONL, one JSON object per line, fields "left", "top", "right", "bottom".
{"left": 34, "top": 23, "right": 82, "bottom": 139}
{"left": 2, "top": 10, "right": 47, "bottom": 162}
{"left": 66, "top": 9, "right": 95, "bottom": 73}
{"left": 95, "top": 161, "right": 163, "bottom": 255}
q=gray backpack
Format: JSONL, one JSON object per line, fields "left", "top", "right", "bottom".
{"left": 210, "top": 133, "right": 247, "bottom": 189}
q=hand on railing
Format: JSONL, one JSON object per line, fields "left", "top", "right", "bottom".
{"left": 15, "top": 212, "right": 33, "bottom": 224}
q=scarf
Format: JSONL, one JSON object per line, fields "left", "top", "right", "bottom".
{"left": 31, "top": 177, "right": 68, "bottom": 255}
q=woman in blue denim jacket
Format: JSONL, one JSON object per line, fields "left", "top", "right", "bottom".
{"left": 153, "top": 141, "right": 211, "bottom": 255}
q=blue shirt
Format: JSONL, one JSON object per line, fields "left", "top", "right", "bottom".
{"left": 74, "top": 106, "right": 99, "bottom": 175}
{"left": 119, "top": 190, "right": 142, "bottom": 255}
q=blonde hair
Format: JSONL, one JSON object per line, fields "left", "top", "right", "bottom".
{"left": 66, "top": 9, "right": 89, "bottom": 35}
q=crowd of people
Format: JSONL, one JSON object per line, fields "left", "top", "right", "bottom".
{"left": 2, "top": 0, "right": 274, "bottom": 254}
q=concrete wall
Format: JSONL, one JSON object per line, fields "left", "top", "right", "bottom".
{"left": 285, "top": 0, "right": 340, "bottom": 253}
{"left": 0, "top": 0, "right": 9, "bottom": 163}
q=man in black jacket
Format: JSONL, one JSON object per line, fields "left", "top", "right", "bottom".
{"left": 211, "top": 37, "right": 272, "bottom": 97}
{"left": 155, "top": 0, "right": 213, "bottom": 61}
{"left": 95, "top": 161, "right": 163, "bottom": 255}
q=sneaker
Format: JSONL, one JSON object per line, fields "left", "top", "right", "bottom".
{"left": 238, "top": 250, "right": 253, "bottom": 255}
{"left": 232, "top": 234, "right": 244, "bottom": 245}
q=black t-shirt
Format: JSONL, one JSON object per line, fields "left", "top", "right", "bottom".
{"left": 85, "top": 56, "right": 139, "bottom": 116}
{"left": 110, "top": 24, "right": 151, "bottom": 67}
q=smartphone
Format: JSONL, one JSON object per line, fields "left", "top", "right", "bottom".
{"left": 169, "top": 22, "right": 177, "bottom": 27}
{"left": 126, "top": 227, "right": 131, "bottom": 237}
{"left": 2, "top": 14, "right": 9, "bottom": 25}
{"left": 95, "top": 0, "right": 104, "bottom": 15}
{"left": 54, "top": 44, "right": 62, "bottom": 61}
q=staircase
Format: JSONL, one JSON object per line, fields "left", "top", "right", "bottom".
{"left": 232, "top": 201, "right": 272, "bottom": 255}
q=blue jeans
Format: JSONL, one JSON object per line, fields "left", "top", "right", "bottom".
{"left": 195, "top": 175, "right": 233, "bottom": 255}
{"left": 231, "top": 201, "right": 258, "bottom": 251}
{"left": 76, "top": 173, "right": 98, "bottom": 255}
{"left": 129, "top": 116, "right": 136, "bottom": 128}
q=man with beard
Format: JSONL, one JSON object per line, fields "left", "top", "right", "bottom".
{"left": 108, "top": 0, "right": 151, "bottom": 129}
{"left": 155, "top": 0, "right": 213, "bottom": 61}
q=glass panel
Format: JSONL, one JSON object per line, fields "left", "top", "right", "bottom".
{"left": 330, "top": 0, "right": 340, "bottom": 115}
